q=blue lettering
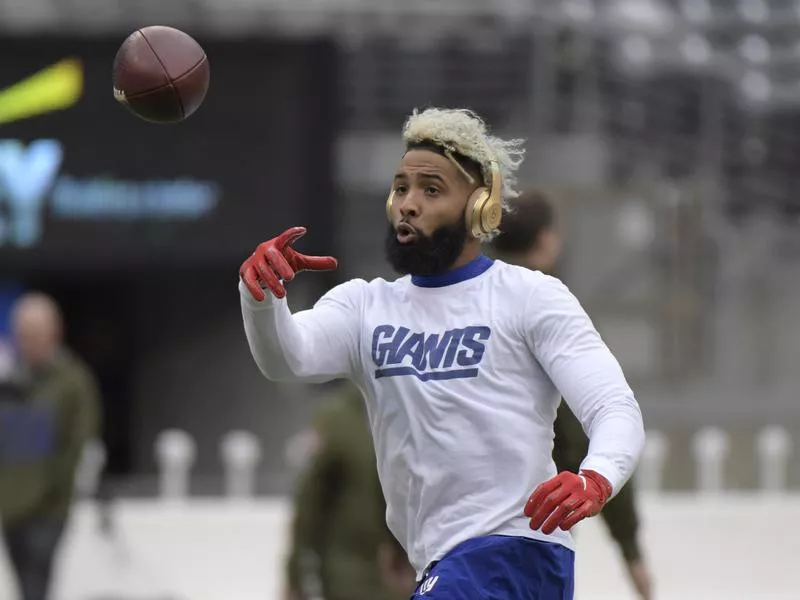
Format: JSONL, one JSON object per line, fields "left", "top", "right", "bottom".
{"left": 51, "top": 177, "right": 219, "bottom": 220}
{"left": 421, "top": 332, "right": 453, "bottom": 370}
{"left": 371, "top": 325, "right": 395, "bottom": 366}
{"left": 457, "top": 326, "right": 492, "bottom": 366}
{"left": 441, "top": 328, "right": 465, "bottom": 369}
{"left": 0, "top": 139, "right": 62, "bottom": 247}
{"left": 398, "top": 332, "right": 425, "bottom": 370}
{"left": 370, "top": 324, "right": 492, "bottom": 381}
{"left": 386, "top": 327, "right": 410, "bottom": 365}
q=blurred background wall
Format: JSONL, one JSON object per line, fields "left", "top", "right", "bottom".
{"left": 1, "top": 0, "right": 800, "bottom": 598}
{"left": 1, "top": 0, "right": 798, "bottom": 495}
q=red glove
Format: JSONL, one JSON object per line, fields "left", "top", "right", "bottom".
{"left": 239, "top": 227, "right": 338, "bottom": 301}
{"left": 524, "top": 470, "right": 612, "bottom": 535}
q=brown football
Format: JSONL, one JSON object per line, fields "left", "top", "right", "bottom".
{"left": 112, "top": 26, "right": 210, "bottom": 124}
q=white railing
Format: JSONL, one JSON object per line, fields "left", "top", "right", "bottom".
{"left": 119, "top": 425, "right": 797, "bottom": 501}
{"left": 1, "top": 425, "right": 795, "bottom": 600}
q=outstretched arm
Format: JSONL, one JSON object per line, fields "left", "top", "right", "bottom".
{"left": 240, "top": 278, "right": 364, "bottom": 383}
{"left": 239, "top": 227, "right": 364, "bottom": 383}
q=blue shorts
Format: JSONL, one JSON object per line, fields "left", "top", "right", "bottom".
{"left": 410, "top": 535, "right": 574, "bottom": 600}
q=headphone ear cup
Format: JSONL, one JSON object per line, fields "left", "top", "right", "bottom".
{"left": 467, "top": 188, "right": 490, "bottom": 238}
{"left": 482, "top": 200, "right": 502, "bottom": 233}
{"left": 466, "top": 159, "right": 503, "bottom": 238}
{"left": 386, "top": 190, "right": 395, "bottom": 222}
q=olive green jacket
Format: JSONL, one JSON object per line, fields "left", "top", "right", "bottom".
{"left": 0, "top": 348, "right": 101, "bottom": 525}
{"left": 286, "top": 388, "right": 408, "bottom": 600}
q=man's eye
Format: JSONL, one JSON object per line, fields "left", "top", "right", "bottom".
{"left": 394, "top": 185, "right": 407, "bottom": 194}
{"left": 426, "top": 187, "right": 439, "bottom": 195}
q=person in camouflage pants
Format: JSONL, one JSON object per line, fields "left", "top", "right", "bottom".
{"left": 285, "top": 384, "right": 414, "bottom": 600}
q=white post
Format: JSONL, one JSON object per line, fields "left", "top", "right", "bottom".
{"left": 154, "top": 429, "right": 196, "bottom": 500}
{"left": 637, "top": 429, "right": 669, "bottom": 492}
{"left": 285, "top": 428, "right": 320, "bottom": 475}
{"left": 220, "top": 430, "right": 262, "bottom": 500}
{"left": 692, "top": 427, "right": 730, "bottom": 494}
{"left": 74, "top": 438, "right": 107, "bottom": 498}
{"left": 755, "top": 426, "right": 792, "bottom": 494}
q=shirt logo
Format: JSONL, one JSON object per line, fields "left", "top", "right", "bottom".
{"left": 419, "top": 574, "right": 439, "bottom": 595}
{"left": 371, "top": 325, "right": 491, "bottom": 381}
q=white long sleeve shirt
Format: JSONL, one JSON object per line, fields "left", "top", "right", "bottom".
{"left": 240, "top": 255, "right": 645, "bottom": 577}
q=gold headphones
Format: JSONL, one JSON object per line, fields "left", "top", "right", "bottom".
{"left": 386, "top": 159, "right": 503, "bottom": 239}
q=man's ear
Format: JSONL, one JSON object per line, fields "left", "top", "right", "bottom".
{"left": 541, "top": 229, "right": 563, "bottom": 261}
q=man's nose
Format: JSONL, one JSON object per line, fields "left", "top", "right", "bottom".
{"left": 398, "top": 191, "right": 420, "bottom": 219}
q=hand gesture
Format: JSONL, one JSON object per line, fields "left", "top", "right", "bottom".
{"left": 240, "top": 227, "right": 338, "bottom": 301}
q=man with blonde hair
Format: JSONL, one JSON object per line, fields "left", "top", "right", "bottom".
{"left": 239, "top": 108, "right": 645, "bottom": 598}
{"left": 0, "top": 292, "right": 101, "bottom": 600}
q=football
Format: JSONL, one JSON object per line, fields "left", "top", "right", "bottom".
{"left": 112, "top": 26, "right": 210, "bottom": 124}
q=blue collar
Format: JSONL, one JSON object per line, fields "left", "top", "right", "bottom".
{"left": 411, "top": 254, "right": 494, "bottom": 288}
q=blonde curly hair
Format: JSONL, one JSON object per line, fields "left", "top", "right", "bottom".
{"left": 402, "top": 107, "right": 526, "bottom": 239}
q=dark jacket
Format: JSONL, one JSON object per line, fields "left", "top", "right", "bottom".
{"left": 286, "top": 387, "right": 407, "bottom": 600}
{"left": 0, "top": 349, "right": 101, "bottom": 524}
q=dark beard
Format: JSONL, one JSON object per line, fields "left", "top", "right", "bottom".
{"left": 384, "top": 213, "right": 469, "bottom": 276}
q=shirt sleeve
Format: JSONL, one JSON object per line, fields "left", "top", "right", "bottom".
{"left": 239, "top": 278, "right": 365, "bottom": 384}
{"left": 523, "top": 275, "right": 645, "bottom": 496}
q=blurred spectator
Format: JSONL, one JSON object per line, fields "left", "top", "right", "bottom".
{"left": 285, "top": 384, "right": 414, "bottom": 600}
{"left": 0, "top": 293, "right": 102, "bottom": 600}
{"left": 489, "top": 191, "right": 653, "bottom": 600}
